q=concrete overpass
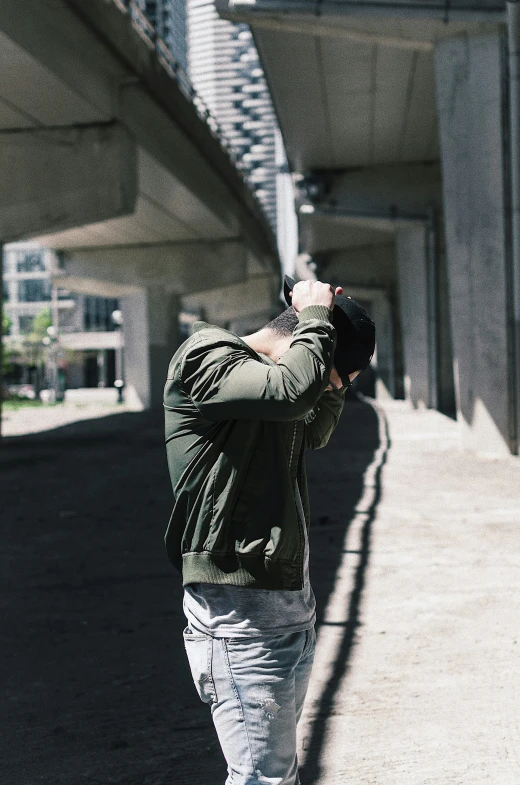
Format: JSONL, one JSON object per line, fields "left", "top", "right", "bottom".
{"left": 0, "top": 0, "right": 279, "bottom": 410}
{"left": 218, "top": 0, "right": 520, "bottom": 456}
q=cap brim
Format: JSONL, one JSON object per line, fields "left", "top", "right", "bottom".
{"left": 283, "top": 275, "right": 296, "bottom": 307}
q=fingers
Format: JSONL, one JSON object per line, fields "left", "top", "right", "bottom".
{"left": 290, "top": 280, "right": 345, "bottom": 313}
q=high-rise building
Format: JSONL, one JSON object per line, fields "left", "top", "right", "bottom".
{"left": 134, "top": 0, "right": 295, "bottom": 240}
{"left": 187, "top": 0, "right": 278, "bottom": 229}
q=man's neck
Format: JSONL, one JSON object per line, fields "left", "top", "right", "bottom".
{"left": 240, "top": 328, "right": 292, "bottom": 364}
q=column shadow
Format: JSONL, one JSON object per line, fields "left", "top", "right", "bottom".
{"left": 301, "top": 399, "right": 389, "bottom": 784}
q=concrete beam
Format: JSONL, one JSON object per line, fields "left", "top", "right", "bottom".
{"left": 298, "top": 163, "right": 442, "bottom": 224}
{"left": 51, "top": 243, "right": 276, "bottom": 409}
{"left": 321, "top": 242, "right": 396, "bottom": 289}
{"left": 65, "top": 0, "right": 278, "bottom": 267}
{"left": 0, "top": 122, "right": 137, "bottom": 241}
{"left": 0, "top": 0, "right": 277, "bottom": 267}
{"left": 218, "top": 7, "right": 434, "bottom": 51}
{"left": 296, "top": 164, "right": 442, "bottom": 256}
{"left": 181, "top": 274, "right": 278, "bottom": 326}
{"left": 218, "top": 0, "right": 505, "bottom": 24}
{"left": 301, "top": 206, "right": 425, "bottom": 233}
{"left": 55, "top": 239, "right": 249, "bottom": 296}
{"left": 52, "top": 275, "right": 141, "bottom": 299}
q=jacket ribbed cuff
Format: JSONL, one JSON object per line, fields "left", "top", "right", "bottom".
{"left": 297, "top": 305, "right": 333, "bottom": 324}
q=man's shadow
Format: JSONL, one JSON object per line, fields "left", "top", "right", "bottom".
{"left": 301, "top": 397, "right": 387, "bottom": 783}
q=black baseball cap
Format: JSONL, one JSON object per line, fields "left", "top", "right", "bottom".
{"left": 283, "top": 275, "right": 376, "bottom": 384}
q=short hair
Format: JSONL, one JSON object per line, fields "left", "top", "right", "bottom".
{"left": 265, "top": 306, "right": 298, "bottom": 337}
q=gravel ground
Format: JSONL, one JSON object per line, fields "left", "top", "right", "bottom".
{"left": 1, "top": 399, "right": 519, "bottom": 785}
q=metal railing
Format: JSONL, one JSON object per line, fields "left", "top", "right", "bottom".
{"left": 110, "top": 0, "right": 244, "bottom": 173}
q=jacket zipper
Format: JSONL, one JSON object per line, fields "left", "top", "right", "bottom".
{"left": 288, "top": 421, "right": 298, "bottom": 472}
{"left": 289, "top": 422, "right": 305, "bottom": 587}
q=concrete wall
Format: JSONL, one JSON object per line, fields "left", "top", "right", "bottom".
{"left": 436, "top": 33, "right": 513, "bottom": 455}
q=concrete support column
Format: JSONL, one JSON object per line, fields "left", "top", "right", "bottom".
{"left": 436, "top": 33, "right": 513, "bottom": 455}
{"left": 121, "top": 287, "right": 180, "bottom": 410}
{"left": 96, "top": 351, "right": 107, "bottom": 388}
{"left": 507, "top": 1, "right": 520, "bottom": 454}
{"left": 396, "top": 226, "right": 432, "bottom": 409}
{"left": 370, "top": 293, "right": 395, "bottom": 399}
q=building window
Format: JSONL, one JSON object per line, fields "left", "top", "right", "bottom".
{"left": 15, "top": 250, "right": 47, "bottom": 274}
{"left": 83, "top": 296, "right": 120, "bottom": 331}
{"left": 18, "top": 315, "right": 35, "bottom": 334}
{"left": 18, "top": 279, "right": 52, "bottom": 303}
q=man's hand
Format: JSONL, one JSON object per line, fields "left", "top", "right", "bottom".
{"left": 290, "top": 280, "right": 343, "bottom": 315}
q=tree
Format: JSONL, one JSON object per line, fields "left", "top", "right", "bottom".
{"left": 2, "top": 307, "right": 54, "bottom": 395}
{"left": 29, "top": 307, "right": 52, "bottom": 341}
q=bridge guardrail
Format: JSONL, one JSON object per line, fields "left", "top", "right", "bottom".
{"left": 110, "top": 0, "right": 247, "bottom": 183}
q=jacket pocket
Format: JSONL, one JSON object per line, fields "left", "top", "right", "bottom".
{"left": 182, "top": 627, "right": 217, "bottom": 704}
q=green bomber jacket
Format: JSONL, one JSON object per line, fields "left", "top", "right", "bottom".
{"left": 163, "top": 304, "right": 345, "bottom": 590}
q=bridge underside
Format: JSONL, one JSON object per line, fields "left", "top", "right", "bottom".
{"left": 218, "top": 0, "right": 520, "bottom": 456}
{"left": 0, "top": 0, "right": 279, "bottom": 410}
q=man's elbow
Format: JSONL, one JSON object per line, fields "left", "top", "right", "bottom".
{"left": 307, "top": 436, "right": 329, "bottom": 450}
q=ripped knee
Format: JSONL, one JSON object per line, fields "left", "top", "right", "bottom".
{"left": 260, "top": 697, "right": 281, "bottom": 720}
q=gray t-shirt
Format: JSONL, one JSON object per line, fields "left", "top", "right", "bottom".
{"left": 183, "top": 483, "right": 316, "bottom": 638}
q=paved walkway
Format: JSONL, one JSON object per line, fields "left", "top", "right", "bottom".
{"left": 2, "top": 399, "right": 519, "bottom": 784}
{"left": 301, "top": 401, "right": 520, "bottom": 785}
{"left": 1, "top": 389, "right": 130, "bottom": 437}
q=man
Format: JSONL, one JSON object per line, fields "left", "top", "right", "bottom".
{"left": 164, "top": 277, "right": 375, "bottom": 785}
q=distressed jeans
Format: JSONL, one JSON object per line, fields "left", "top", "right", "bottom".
{"left": 183, "top": 625, "right": 316, "bottom": 785}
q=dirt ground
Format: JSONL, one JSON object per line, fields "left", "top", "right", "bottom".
{"left": 1, "top": 399, "right": 519, "bottom": 785}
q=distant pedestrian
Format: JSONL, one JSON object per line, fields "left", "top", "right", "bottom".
{"left": 164, "top": 276, "right": 375, "bottom": 785}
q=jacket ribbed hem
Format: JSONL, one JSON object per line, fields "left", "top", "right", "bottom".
{"left": 297, "top": 305, "right": 332, "bottom": 324}
{"left": 181, "top": 551, "right": 303, "bottom": 591}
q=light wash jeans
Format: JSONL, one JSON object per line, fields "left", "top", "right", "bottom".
{"left": 183, "top": 625, "right": 316, "bottom": 785}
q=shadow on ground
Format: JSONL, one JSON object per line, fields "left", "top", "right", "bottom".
{"left": 1, "top": 400, "right": 381, "bottom": 785}
{"left": 302, "top": 400, "right": 386, "bottom": 784}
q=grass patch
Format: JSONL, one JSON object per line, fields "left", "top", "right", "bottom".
{"left": 2, "top": 399, "right": 51, "bottom": 411}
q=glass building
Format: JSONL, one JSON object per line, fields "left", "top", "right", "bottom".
{"left": 187, "top": 0, "right": 278, "bottom": 229}
{"left": 137, "top": 0, "right": 188, "bottom": 72}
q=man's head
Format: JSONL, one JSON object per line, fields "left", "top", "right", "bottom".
{"left": 265, "top": 306, "right": 299, "bottom": 338}
{"left": 273, "top": 276, "right": 375, "bottom": 386}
